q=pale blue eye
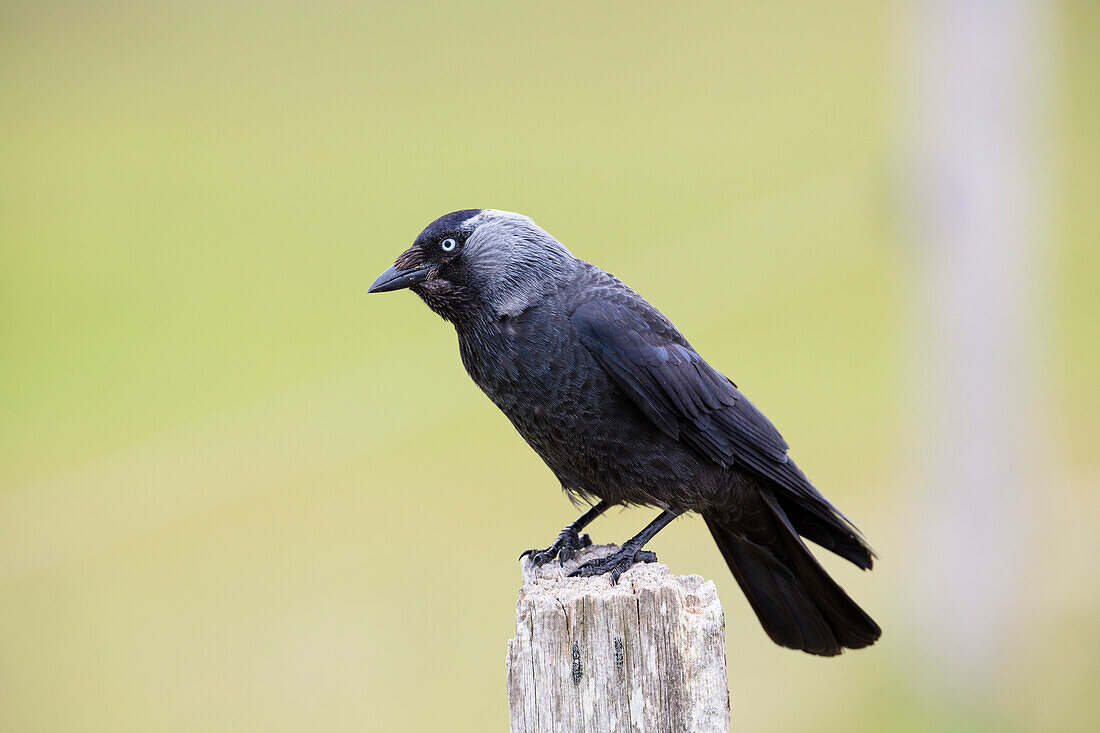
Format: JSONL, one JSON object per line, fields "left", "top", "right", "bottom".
{"left": 441, "top": 238, "right": 457, "bottom": 252}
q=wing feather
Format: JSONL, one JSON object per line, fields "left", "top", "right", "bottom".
{"left": 572, "top": 295, "right": 871, "bottom": 566}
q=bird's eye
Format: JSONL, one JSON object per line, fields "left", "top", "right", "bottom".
{"left": 441, "top": 238, "right": 457, "bottom": 252}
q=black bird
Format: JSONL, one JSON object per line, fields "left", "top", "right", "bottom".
{"left": 370, "top": 209, "right": 880, "bottom": 655}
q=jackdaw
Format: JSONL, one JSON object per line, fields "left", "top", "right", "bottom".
{"left": 369, "top": 209, "right": 880, "bottom": 655}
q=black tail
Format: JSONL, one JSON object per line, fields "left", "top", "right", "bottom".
{"left": 704, "top": 491, "right": 881, "bottom": 656}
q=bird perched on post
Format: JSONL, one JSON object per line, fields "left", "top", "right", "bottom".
{"left": 369, "top": 209, "right": 880, "bottom": 656}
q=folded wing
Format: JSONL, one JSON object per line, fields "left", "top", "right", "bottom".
{"left": 572, "top": 296, "right": 873, "bottom": 569}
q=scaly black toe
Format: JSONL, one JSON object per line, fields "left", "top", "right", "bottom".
{"left": 568, "top": 546, "right": 657, "bottom": 583}
{"left": 520, "top": 528, "right": 593, "bottom": 568}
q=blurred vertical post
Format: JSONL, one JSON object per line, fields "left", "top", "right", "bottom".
{"left": 899, "top": 0, "right": 1049, "bottom": 701}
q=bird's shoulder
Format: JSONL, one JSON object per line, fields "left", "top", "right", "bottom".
{"left": 563, "top": 265, "right": 688, "bottom": 344}
{"left": 564, "top": 263, "right": 793, "bottom": 466}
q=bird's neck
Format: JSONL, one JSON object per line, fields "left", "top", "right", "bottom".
{"left": 479, "top": 256, "right": 581, "bottom": 319}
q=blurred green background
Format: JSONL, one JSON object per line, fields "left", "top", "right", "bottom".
{"left": 1, "top": 1, "right": 1097, "bottom": 731}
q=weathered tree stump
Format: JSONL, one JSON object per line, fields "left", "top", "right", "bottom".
{"left": 506, "top": 544, "right": 729, "bottom": 732}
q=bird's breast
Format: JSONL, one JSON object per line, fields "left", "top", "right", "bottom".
{"left": 456, "top": 312, "right": 672, "bottom": 495}
{"left": 458, "top": 313, "right": 583, "bottom": 412}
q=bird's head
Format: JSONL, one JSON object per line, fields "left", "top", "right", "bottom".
{"left": 369, "top": 209, "right": 578, "bottom": 322}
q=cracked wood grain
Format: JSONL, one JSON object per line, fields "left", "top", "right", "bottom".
{"left": 506, "top": 544, "right": 729, "bottom": 732}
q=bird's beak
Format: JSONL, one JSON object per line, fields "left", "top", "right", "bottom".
{"left": 368, "top": 263, "right": 432, "bottom": 293}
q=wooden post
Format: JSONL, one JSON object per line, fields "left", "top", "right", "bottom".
{"left": 506, "top": 544, "right": 729, "bottom": 732}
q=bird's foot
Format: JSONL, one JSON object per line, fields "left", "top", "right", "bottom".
{"left": 519, "top": 527, "right": 593, "bottom": 567}
{"left": 568, "top": 546, "right": 657, "bottom": 584}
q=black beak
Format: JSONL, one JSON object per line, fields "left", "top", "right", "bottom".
{"left": 368, "top": 264, "right": 432, "bottom": 293}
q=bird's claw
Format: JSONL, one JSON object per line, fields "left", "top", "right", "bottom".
{"left": 519, "top": 528, "right": 593, "bottom": 567}
{"left": 568, "top": 548, "right": 657, "bottom": 583}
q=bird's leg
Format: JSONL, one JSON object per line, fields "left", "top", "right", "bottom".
{"left": 520, "top": 500, "right": 610, "bottom": 567}
{"left": 569, "top": 509, "right": 682, "bottom": 583}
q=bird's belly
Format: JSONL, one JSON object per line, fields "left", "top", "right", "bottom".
{"left": 459, "top": 319, "right": 719, "bottom": 509}
{"left": 493, "top": 368, "right": 710, "bottom": 508}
